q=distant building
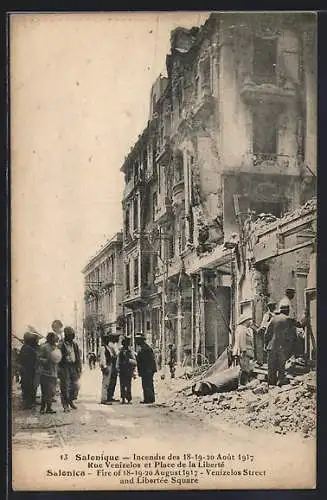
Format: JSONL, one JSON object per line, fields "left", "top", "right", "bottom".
{"left": 82, "top": 232, "right": 123, "bottom": 356}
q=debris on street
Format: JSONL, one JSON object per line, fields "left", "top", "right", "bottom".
{"left": 165, "top": 371, "right": 316, "bottom": 438}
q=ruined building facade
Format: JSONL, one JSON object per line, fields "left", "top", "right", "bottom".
{"left": 121, "top": 12, "right": 317, "bottom": 365}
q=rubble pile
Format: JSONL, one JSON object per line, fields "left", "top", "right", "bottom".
{"left": 167, "top": 371, "right": 316, "bottom": 438}
{"left": 253, "top": 197, "right": 317, "bottom": 234}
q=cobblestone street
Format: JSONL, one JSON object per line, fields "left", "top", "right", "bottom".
{"left": 12, "top": 366, "right": 315, "bottom": 491}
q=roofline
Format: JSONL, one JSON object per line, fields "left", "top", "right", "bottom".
{"left": 82, "top": 231, "right": 123, "bottom": 274}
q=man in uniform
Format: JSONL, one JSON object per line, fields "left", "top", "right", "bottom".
{"left": 135, "top": 333, "right": 157, "bottom": 404}
{"left": 265, "top": 304, "right": 297, "bottom": 386}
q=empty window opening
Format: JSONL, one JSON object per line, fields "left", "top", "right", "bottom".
{"left": 253, "top": 37, "right": 277, "bottom": 84}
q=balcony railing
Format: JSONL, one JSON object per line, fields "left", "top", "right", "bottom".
{"left": 101, "top": 273, "right": 114, "bottom": 288}
{"left": 252, "top": 152, "right": 296, "bottom": 169}
{"left": 155, "top": 136, "right": 171, "bottom": 165}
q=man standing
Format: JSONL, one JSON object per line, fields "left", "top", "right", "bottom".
{"left": 99, "top": 334, "right": 115, "bottom": 404}
{"left": 116, "top": 336, "right": 137, "bottom": 404}
{"left": 107, "top": 334, "right": 120, "bottom": 402}
{"left": 135, "top": 333, "right": 157, "bottom": 404}
{"left": 38, "top": 332, "right": 62, "bottom": 414}
{"left": 232, "top": 313, "right": 255, "bottom": 385}
{"left": 265, "top": 304, "right": 297, "bottom": 386}
{"left": 58, "top": 327, "right": 82, "bottom": 412}
{"left": 256, "top": 300, "right": 276, "bottom": 365}
{"left": 167, "top": 343, "right": 177, "bottom": 379}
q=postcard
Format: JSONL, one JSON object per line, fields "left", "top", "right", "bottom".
{"left": 10, "top": 11, "right": 317, "bottom": 491}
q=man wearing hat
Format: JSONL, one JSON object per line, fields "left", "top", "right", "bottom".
{"left": 278, "top": 288, "right": 296, "bottom": 320}
{"left": 135, "top": 333, "right": 157, "bottom": 404}
{"left": 116, "top": 336, "right": 137, "bottom": 404}
{"left": 99, "top": 333, "right": 119, "bottom": 404}
{"left": 256, "top": 300, "right": 277, "bottom": 365}
{"left": 232, "top": 312, "right": 254, "bottom": 385}
{"left": 51, "top": 320, "right": 64, "bottom": 342}
{"left": 58, "top": 327, "right": 82, "bottom": 412}
{"left": 265, "top": 304, "right": 297, "bottom": 386}
{"left": 107, "top": 333, "right": 120, "bottom": 402}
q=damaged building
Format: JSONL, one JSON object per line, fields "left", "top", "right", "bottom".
{"left": 120, "top": 12, "right": 317, "bottom": 367}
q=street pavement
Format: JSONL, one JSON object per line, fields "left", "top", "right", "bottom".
{"left": 11, "top": 366, "right": 316, "bottom": 491}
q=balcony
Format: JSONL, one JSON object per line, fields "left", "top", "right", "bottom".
{"left": 192, "top": 85, "right": 216, "bottom": 121}
{"left": 101, "top": 273, "right": 114, "bottom": 290}
{"left": 155, "top": 136, "right": 171, "bottom": 165}
{"left": 142, "top": 283, "right": 157, "bottom": 297}
{"left": 239, "top": 152, "right": 300, "bottom": 175}
{"left": 154, "top": 194, "right": 173, "bottom": 223}
{"left": 240, "top": 74, "right": 297, "bottom": 106}
{"left": 172, "top": 179, "right": 185, "bottom": 206}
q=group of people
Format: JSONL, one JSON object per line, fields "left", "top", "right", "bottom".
{"left": 16, "top": 320, "right": 82, "bottom": 414}
{"left": 99, "top": 332, "right": 157, "bottom": 405}
{"left": 232, "top": 287, "right": 306, "bottom": 387}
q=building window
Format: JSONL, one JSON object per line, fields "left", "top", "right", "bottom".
{"left": 253, "top": 37, "right": 277, "bottom": 85}
{"left": 253, "top": 106, "right": 278, "bottom": 161}
{"left": 153, "top": 252, "right": 158, "bottom": 277}
{"left": 134, "top": 161, "right": 139, "bottom": 180}
{"left": 152, "top": 192, "right": 158, "bottom": 221}
{"left": 125, "top": 262, "right": 130, "bottom": 294}
{"left": 125, "top": 207, "right": 130, "bottom": 237}
{"left": 133, "top": 197, "right": 138, "bottom": 231}
{"left": 111, "top": 255, "right": 115, "bottom": 278}
{"left": 195, "top": 74, "right": 200, "bottom": 101}
{"left": 157, "top": 165, "right": 161, "bottom": 194}
{"left": 168, "top": 233, "right": 175, "bottom": 259}
{"left": 175, "top": 82, "right": 183, "bottom": 118}
{"left": 134, "top": 257, "right": 139, "bottom": 289}
{"left": 108, "top": 290, "right": 113, "bottom": 313}
{"left": 201, "top": 58, "right": 211, "bottom": 93}
{"left": 174, "top": 151, "right": 184, "bottom": 184}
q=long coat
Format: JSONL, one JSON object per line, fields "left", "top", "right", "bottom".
{"left": 265, "top": 312, "right": 297, "bottom": 357}
{"left": 136, "top": 343, "right": 157, "bottom": 377}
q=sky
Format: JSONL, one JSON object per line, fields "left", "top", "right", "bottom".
{"left": 10, "top": 11, "right": 211, "bottom": 336}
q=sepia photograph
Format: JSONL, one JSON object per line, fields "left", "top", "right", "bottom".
{"left": 10, "top": 10, "right": 317, "bottom": 491}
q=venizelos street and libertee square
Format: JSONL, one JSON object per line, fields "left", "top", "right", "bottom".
{"left": 11, "top": 11, "right": 317, "bottom": 491}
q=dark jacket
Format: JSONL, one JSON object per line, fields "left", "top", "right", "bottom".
{"left": 117, "top": 347, "right": 137, "bottom": 376}
{"left": 19, "top": 343, "right": 39, "bottom": 378}
{"left": 59, "top": 341, "right": 82, "bottom": 373}
{"left": 265, "top": 312, "right": 297, "bottom": 354}
{"left": 136, "top": 343, "right": 157, "bottom": 377}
